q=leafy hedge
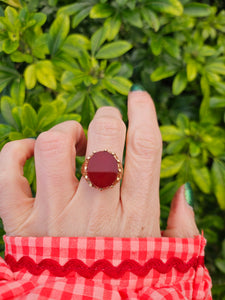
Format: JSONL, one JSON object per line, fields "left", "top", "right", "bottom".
{"left": 0, "top": 0, "right": 225, "bottom": 297}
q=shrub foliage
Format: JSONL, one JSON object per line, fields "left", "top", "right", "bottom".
{"left": 0, "top": 0, "right": 225, "bottom": 297}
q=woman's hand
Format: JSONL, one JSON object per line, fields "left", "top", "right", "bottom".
{"left": 0, "top": 90, "right": 199, "bottom": 238}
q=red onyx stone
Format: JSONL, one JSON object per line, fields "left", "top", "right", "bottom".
{"left": 87, "top": 151, "right": 119, "bottom": 189}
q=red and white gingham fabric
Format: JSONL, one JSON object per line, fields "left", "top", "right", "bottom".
{"left": 0, "top": 234, "right": 212, "bottom": 299}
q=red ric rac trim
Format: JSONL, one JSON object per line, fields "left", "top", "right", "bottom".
{"left": 5, "top": 255, "right": 205, "bottom": 279}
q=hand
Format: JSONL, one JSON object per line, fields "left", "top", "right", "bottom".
{"left": 0, "top": 90, "right": 199, "bottom": 238}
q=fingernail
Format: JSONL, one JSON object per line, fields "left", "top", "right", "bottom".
{"left": 184, "top": 182, "right": 194, "bottom": 208}
{"left": 130, "top": 84, "right": 145, "bottom": 92}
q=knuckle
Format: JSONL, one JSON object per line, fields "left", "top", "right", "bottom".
{"left": 131, "top": 127, "right": 162, "bottom": 158}
{"left": 1, "top": 140, "right": 22, "bottom": 157}
{"left": 36, "top": 131, "right": 67, "bottom": 154}
{"left": 0, "top": 172, "right": 10, "bottom": 190}
{"left": 89, "top": 117, "right": 125, "bottom": 138}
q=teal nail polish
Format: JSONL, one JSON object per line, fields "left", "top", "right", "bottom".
{"left": 184, "top": 182, "right": 194, "bottom": 208}
{"left": 130, "top": 84, "right": 145, "bottom": 92}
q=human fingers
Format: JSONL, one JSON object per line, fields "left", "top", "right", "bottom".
{"left": 121, "top": 88, "right": 162, "bottom": 237}
{"left": 0, "top": 139, "right": 35, "bottom": 234}
{"left": 77, "top": 107, "right": 126, "bottom": 236}
{"left": 163, "top": 183, "right": 199, "bottom": 238}
{"left": 34, "top": 121, "right": 86, "bottom": 219}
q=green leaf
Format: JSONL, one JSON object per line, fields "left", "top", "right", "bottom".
{"left": 186, "top": 60, "right": 197, "bottom": 82}
{"left": 201, "top": 75, "right": 210, "bottom": 99}
{"left": 198, "top": 215, "right": 224, "bottom": 230}
{"left": 4, "top": 6, "right": 18, "bottom": 24}
{"left": 96, "top": 41, "right": 132, "bottom": 59}
{"left": 11, "top": 106, "right": 22, "bottom": 130}
{"left": 23, "top": 157, "right": 35, "bottom": 185}
{"left": 105, "top": 77, "right": 132, "bottom": 95}
{"left": 176, "top": 114, "right": 189, "bottom": 130}
{"left": 123, "top": 10, "right": 143, "bottom": 28}
{"left": 3, "top": 39, "right": 19, "bottom": 54}
{"left": 141, "top": 8, "right": 160, "bottom": 32}
{"left": 21, "top": 104, "right": 38, "bottom": 131}
{"left": 106, "top": 61, "right": 121, "bottom": 76}
{"left": 0, "top": 0, "right": 22, "bottom": 8}
{"left": 52, "top": 99, "right": 67, "bottom": 115}
{"left": 212, "top": 160, "right": 225, "bottom": 210}
{"left": 160, "top": 125, "right": 184, "bottom": 141}
{"left": 61, "top": 70, "right": 87, "bottom": 90}
{"left": 184, "top": 3, "right": 211, "bottom": 17}
{"left": 51, "top": 114, "right": 81, "bottom": 126}
{"left": 191, "top": 166, "right": 211, "bottom": 194}
{"left": 206, "top": 62, "right": 225, "bottom": 75}
{"left": 81, "top": 96, "right": 95, "bottom": 128}
{"left": 77, "top": 50, "right": 90, "bottom": 71}
{"left": 10, "top": 77, "right": 25, "bottom": 106}
{"left": 104, "top": 16, "right": 121, "bottom": 41}
{"left": 58, "top": 2, "right": 90, "bottom": 16}
{"left": 23, "top": 128, "right": 37, "bottom": 139}
{"left": 24, "top": 64, "right": 37, "bottom": 90}
{"left": 215, "top": 259, "right": 225, "bottom": 274}
{"left": 201, "top": 46, "right": 217, "bottom": 57}
{"left": 72, "top": 7, "right": 91, "bottom": 28}
{"left": 37, "top": 104, "right": 58, "bottom": 130}
{"left": 0, "top": 96, "right": 17, "bottom": 128}
{"left": 206, "top": 138, "right": 225, "bottom": 157}
{"left": 118, "top": 63, "right": 133, "bottom": 78}
{"left": 200, "top": 77, "right": 210, "bottom": 122}
{"left": 160, "top": 154, "right": 186, "bottom": 178}
{"left": 167, "top": 139, "right": 187, "bottom": 154}
{"left": 92, "top": 91, "right": 115, "bottom": 108}
{"left": 10, "top": 51, "right": 33, "bottom": 63}
{"left": 189, "top": 141, "right": 201, "bottom": 157}
{"left": 214, "top": 82, "right": 225, "bottom": 96}
{"left": 31, "top": 34, "right": 49, "bottom": 59}
{"left": 9, "top": 131, "right": 23, "bottom": 140}
{"left": 222, "top": 240, "right": 225, "bottom": 259}
{"left": 160, "top": 181, "right": 180, "bottom": 204}
{"left": 148, "top": 0, "right": 183, "bottom": 16}
{"left": 63, "top": 34, "right": 90, "bottom": 52}
{"left": 210, "top": 96, "right": 225, "bottom": 108}
{"left": 172, "top": 70, "right": 187, "bottom": 95}
{"left": 151, "top": 65, "right": 177, "bottom": 81}
{"left": 0, "top": 64, "right": 18, "bottom": 91}
{"left": 48, "top": 14, "right": 70, "bottom": 55}
{"left": 90, "top": 3, "right": 113, "bottom": 19}
{"left": 36, "top": 61, "right": 57, "bottom": 90}
{"left": 91, "top": 26, "right": 108, "bottom": 56}
{"left": 0, "top": 124, "right": 13, "bottom": 139}
{"left": 150, "top": 34, "right": 163, "bottom": 56}
{"left": 33, "top": 12, "right": 47, "bottom": 27}
{"left": 163, "top": 37, "right": 180, "bottom": 58}
{"left": 65, "top": 91, "right": 86, "bottom": 113}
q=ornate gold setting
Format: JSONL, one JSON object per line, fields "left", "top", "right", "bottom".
{"left": 81, "top": 149, "right": 123, "bottom": 190}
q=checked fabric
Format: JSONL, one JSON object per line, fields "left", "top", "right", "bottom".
{"left": 0, "top": 234, "right": 212, "bottom": 299}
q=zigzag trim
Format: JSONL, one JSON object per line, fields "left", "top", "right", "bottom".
{"left": 5, "top": 255, "right": 204, "bottom": 279}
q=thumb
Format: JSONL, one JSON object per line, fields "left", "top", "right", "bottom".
{"left": 163, "top": 183, "right": 199, "bottom": 238}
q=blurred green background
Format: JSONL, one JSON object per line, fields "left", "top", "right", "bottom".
{"left": 0, "top": 0, "right": 224, "bottom": 298}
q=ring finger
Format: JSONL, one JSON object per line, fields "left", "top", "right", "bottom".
{"left": 77, "top": 107, "right": 126, "bottom": 232}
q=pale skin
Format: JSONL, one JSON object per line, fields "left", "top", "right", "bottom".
{"left": 0, "top": 90, "right": 199, "bottom": 238}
